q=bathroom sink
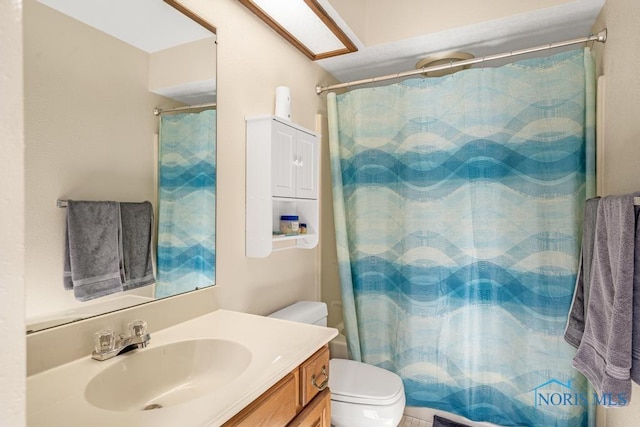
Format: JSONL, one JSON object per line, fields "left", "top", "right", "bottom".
{"left": 84, "top": 339, "right": 252, "bottom": 412}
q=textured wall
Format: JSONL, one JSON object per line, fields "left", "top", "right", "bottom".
{"left": 591, "top": 0, "right": 640, "bottom": 424}
{"left": 592, "top": 0, "right": 640, "bottom": 196}
{"left": 0, "top": 0, "right": 26, "bottom": 425}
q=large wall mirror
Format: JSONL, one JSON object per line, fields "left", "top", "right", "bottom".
{"left": 24, "top": 0, "right": 217, "bottom": 333}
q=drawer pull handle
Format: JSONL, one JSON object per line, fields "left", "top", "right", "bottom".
{"left": 312, "top": 366, "right": 329, "bottom": 391}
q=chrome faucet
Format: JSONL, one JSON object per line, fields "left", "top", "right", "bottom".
{"left": 92, "top": 320, "right": 150, "bottom": 361}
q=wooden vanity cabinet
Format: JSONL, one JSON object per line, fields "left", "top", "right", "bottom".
{"left": 223, "top": 345, "right": 330, "bottom": 427}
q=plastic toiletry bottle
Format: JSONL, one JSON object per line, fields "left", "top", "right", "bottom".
{"left": 280, "top": 215, "right": 300, "bottom": 234}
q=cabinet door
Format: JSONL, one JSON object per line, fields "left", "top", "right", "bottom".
{"left": 272, "top": 121, "right": 297, "bottom": 198}
{"left": 288, "top": 388, "right": 331, "bottom": 427}
{"left": 295, "top": 130, "right": 318, "bottom": 200}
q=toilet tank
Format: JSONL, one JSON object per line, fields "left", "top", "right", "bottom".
{"left": 268, "top": 301, "right": 328, "bottom": 326}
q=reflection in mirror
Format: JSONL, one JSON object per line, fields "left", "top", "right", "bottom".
{"left": 155, "top": 108, "right": 216, "bottom": 298}
{"left": 24, "top": 0, "right": 216, "bottom": 333}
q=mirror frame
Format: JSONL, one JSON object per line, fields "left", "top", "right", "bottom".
{"left": 164, "top": 0, "right": 217, "bottom": 34}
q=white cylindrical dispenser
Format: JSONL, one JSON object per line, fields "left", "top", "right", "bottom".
{"left": 275, "top": 86, "right": 291, "bottom": 120}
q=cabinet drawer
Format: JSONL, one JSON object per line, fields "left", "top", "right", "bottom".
{"left": 299, "top": 345, "right": 330, "bottom": 407}
{"left": 223, "top": 370, "right": 299, "bottom": 427}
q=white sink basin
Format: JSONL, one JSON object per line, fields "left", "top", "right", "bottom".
{"left": 28, "top": 310, "right": 337, "bottom": 427}
{"left": 84, "top": 339, "right": 251, "bottom": 411}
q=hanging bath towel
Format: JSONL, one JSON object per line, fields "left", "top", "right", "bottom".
{"left": 63, "top": 200, "right": 123, "bottom": 301}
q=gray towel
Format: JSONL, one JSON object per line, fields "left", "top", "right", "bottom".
{"left": 631, "top": 204, "right": 640, "bottom": 384}
{"left": 64, "top": 201, "right": 123, "bottom": 301}
{"left": 572, "top": 195, "right": 636, "bottom": 406}
{"left": 564, "top": 197, "right": 600, "bottom": 348}
{"left": 120, "top": 202, "right": 155, "bottom": 291}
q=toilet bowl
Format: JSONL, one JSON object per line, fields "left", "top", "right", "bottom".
{"left": 269, "top": 301, "right": 405, "bottom": 427}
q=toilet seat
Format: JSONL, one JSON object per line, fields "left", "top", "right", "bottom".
{"left": 329, "top": 359, "right": 404, "bottom": 406}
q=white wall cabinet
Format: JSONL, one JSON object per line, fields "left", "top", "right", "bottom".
{"left": 271, "top": 119, "right": 317, "bottom": 199}
{"left": 246, "top": 116, "right": 319, "bottom": 257}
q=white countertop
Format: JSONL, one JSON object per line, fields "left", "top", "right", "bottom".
{"left": 27, "top": 309, "right": 337, "bottom": 427}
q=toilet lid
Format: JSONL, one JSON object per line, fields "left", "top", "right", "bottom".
{"left": 329, "top": 359, "right": 404, "bottom": 406}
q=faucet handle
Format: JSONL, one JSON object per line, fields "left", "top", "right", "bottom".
{"left": 94, "top": 329, "right": 116, "bottom": 354}
{"left": 128, "top": 320, "right": 148, "bottom": 338}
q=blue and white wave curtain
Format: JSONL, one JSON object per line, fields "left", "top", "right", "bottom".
{"left": 328, "top": 49, "right": 595, "bottom": 426}
{"left": 156, "top": 110, "right": 216, "bottom": 298}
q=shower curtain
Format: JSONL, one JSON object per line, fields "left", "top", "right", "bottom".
{"left": 156, "top": 109, "right": 216, "bottom": 298}
{"left": 328, "top": 49, "right": 595, "bottom": 426}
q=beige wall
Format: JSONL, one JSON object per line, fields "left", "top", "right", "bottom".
{"left": 148, "top": 37, "right": 217, "bottom": 102}
{"left": 320, "top": 113, "right": 343, "bottom": 330}
{"left": 0, "top": 0, "right": 26, "bottom": 424}
{"left": 25, "top": 0, "right": 338, "bottom": 376}
{"left": 592, "top": 0, "right": 640, "bottom": 196}
{"left": 24, "top": 0, "right": 167, "bottom": 319}
{"left": 591, "top": 0, "right": 640, "bottom": 425}
{"left": 187, "top": 0, "right": 337, "bottom": 314}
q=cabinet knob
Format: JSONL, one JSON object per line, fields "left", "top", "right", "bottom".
{"left": 311, "top": 366, "right": 329, "bottom": 391}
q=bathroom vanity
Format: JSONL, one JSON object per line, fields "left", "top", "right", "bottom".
{"left": 26, "top": 310, "right": 337, "bottom": 426}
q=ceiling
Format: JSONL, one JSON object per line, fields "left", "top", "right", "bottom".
{"left": 36, "top": 0, "right": 216, "bottom": 104}
{"left": 36, "top": 0, "right": 213, "bottom": 53}
{"left": 317, "top": 0, "right": 606, "bottom": 82}
{"left": 37, "top": 0, "right": 605, "bottom": 84}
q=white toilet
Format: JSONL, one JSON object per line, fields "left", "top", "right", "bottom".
{"left": 269, "top": 301, "right": 406, "bottom": 427}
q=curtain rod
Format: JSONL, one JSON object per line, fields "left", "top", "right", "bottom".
{"left": 58, "top": 194, "right": 640, "bottom": 207}
{"left": 316, "top": 29, "right": 607, "bottom": 95}
{"left": 153, "top": 102, "right": 217, "bottom": 116}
